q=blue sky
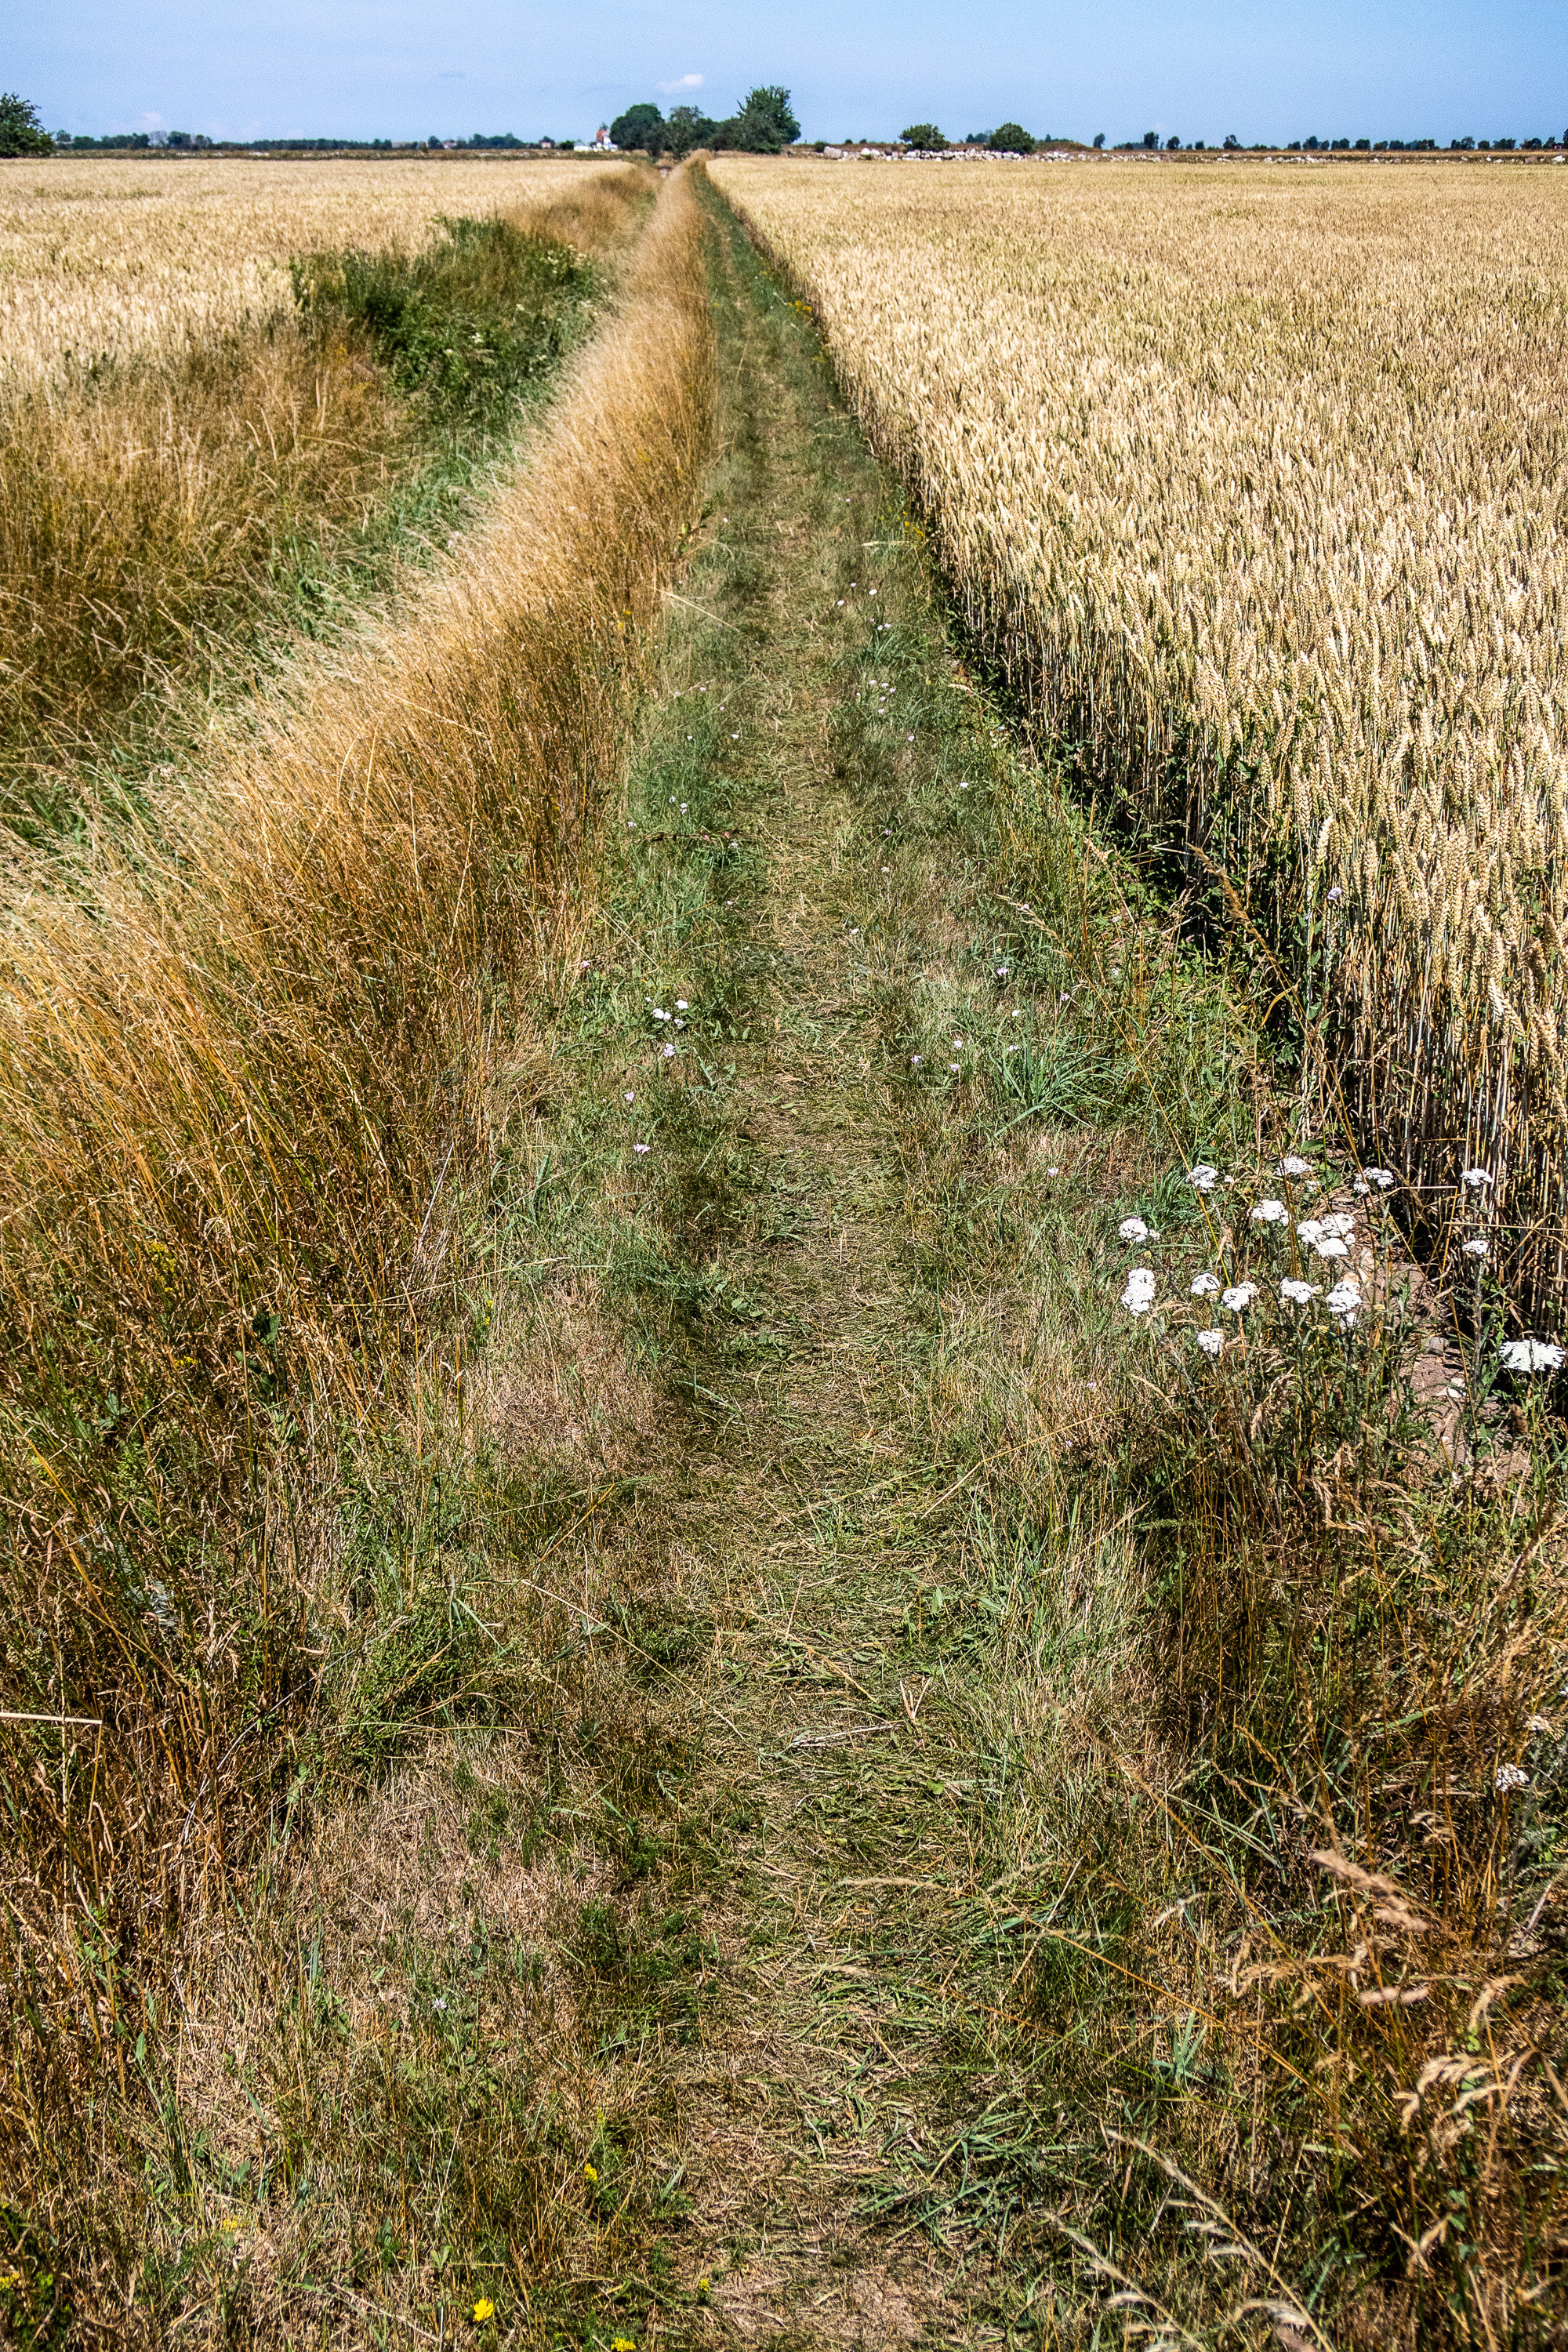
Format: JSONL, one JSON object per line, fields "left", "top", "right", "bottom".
{"left": 19, "top": 0, "right": 1568, "bottom": 148}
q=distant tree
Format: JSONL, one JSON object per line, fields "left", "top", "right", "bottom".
{"left": 610, "top": 101, "right": 664, "bottom": 150}
{"left": 0, "top": 92, "right": 53, "bottom": 155}
{"left": 964, "top": 130, "right": 992, "bottom": 145}
{"left": 901, "top": 122, "right": 946, "bottom": 148}
{"left": 665, "top": 104, "right": 717, "bottom": 156}
{"left": 1093, "top": 131, "right": 1105, "bottom": 147}
{"left": 1356, "top": 136, "right": 1372, "bottom": 149}
{"left": 1223, "top": 132, "right": 1241, "bottom": 149}
{"left": 1165, "top": 133, "right": 1179, "bottom": 150}
{"left": 738, "top": 85, "right": 800, "bottom": 146}
{"left": 989, "top": 122, "right": 1034, "bottom": 151}
{"left": 1142, "top": 130, "right": 1157, "bottom": 149}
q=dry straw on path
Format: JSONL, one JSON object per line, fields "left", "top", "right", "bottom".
{"left": 713, "top": 154, "right": 1568, "bottom": 1303}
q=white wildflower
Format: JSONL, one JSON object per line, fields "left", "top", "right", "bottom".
{"left": 1325, "top": 1282, "right": 1363, "bottom": 1323}
{"left": 1319, "top": 1213, "right": 1356, "bottom": 1239}
{"left": 1327, "top": 884, "right": 1343, "bottom": 902}
{"left": 1363, "top": 1167, "right": 1396, "bottom": 1189}
{"left": 1526, "top": 1716, "right": 1554, "bottom": 1735}
{"left": 1280, "top": 1154, "right": 1312, "bottom": 1177}
{"left": 1196, "top": 1329, "right": 1224, "bottom": 1356}
{"left": 676, "top": 999, "right": 688, "bottom": 1010}
{"left": 1190, "top": 1272, "right": 1221, "bottom": 1298}
{"left": 623, "top": 1091, "right": 635, "bottom": 1104}
{"left": 1311, "top": 1236, "right": 1351, "bottom": 1259}
{"left": 1221, "top": 1283, "right": 1258, "bottom": 1312}
{"left": 1188, "top": 1164, "right": 1220, "bottom": 1192}
{"left": 1118, "top": 1217, "right": 1150, "bottom": 1243}
{"left": 1121, "top": 1268, "right": 1157, "bottom": 1316}
{"left": 1461, "top": 1167, "right": 1494, "bottom": 1189}
{"left": 1461, "top": 1238, "right": 1488, "bottom": 1259}
{"left": 1499, "top": 1338, "right": 1565, "bottom": 1373}
{"left": 1250, "top": 1199, "right": 1288, "bottom": 1225}
{"left": 1494, "top": 1763, "right": 1529, "bottom": 1795}
{"left": 1280, "top": 1278, "right": 1319, "bottom": 1305}
{"left": 633, "top": 1142, "right": 651, "bottom": 1155}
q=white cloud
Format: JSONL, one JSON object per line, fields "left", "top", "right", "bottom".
{"left": 657, "top": 73, "right": 703, "bottom": 94}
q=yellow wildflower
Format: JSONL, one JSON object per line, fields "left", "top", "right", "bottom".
{"left": 583, "top": 2161, "right": 598, "bottom": 2183}
{"left": 472, "top": 2299, "right": 495, "bottom": 2325}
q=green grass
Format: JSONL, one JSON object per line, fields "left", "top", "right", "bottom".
{"left": 8, "top": 165, "right": 1562, "bottom": 2350}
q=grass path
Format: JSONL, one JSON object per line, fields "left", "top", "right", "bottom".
{"left": 528, "top": 178, "right": 1134, "bottom": 2350}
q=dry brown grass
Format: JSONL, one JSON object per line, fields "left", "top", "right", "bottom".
{"left": 0, "top": 163, "right": 649, "bottom": 774}
{"left": 0, "top": 164, "right": 713, "bottom": 2316}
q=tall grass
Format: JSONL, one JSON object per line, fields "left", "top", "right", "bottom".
{"left": 0, "top": 170, "right": 645, "bottom": 785}
{"left": 0, "top": 165, "right": 713, "bottom": 2278}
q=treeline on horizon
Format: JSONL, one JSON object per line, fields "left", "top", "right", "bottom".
{"left": 4, "top": 90, "right": 1566, "bottom": 163}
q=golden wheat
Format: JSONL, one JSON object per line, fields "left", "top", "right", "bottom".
{"left": 713, "top": 154, "right": 1568, "bottom": 1298}
{"left": 0, "top": 153, "right": 592, "bottom": 379}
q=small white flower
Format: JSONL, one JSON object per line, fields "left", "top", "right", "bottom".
{"left": 662, "top": 1043, "right": 676, "bottom": 1058}
{"left": 432, "top": 1997, "right": 448, "bottom": 2012}
{"left": 1250, "top": 1199, "right": 1288, "bottom": 1224}
{"left": 1280, "top": 1154, "right": 1312, "bottom": 1177}
{"left": 1280, "top": 1277, "right": 1319, "bottom": 1305}
{"left": 633, "top": 1142, "right": 650, "bottom": 1155}
{"left": 1327, "top": 884, "right": 1343, "bottom": 902}
{"left": 1196, "top": 1328, "right": 1224, "bottom": 1356}
{"left": 949, "top": 1061, "right": 960, "bottom": 1071}
{"left": 1047, "top": 1164, "right": 1060, "bottom": 1175}
{"left": 1011, "top": 1009, "right": 1022, "bottom": 1018}
{"left": 1297, "top": 1219, "right": 1324, "bottom": 1244}
{"left": 1325, "top": 1281, "right": 1362, "bottom": 1323}
{"left": 1221, "top": 1283, "right": 1258, "bottom": 1312}
{"left": 1526, "top": 1716, "right": 1554, "bottom": 1735}
{"left": 1499, "top": 1338, "right": 1564, "bottom": 1373}
{"left": 953, "top": 1037, "right": 964, "bottom": 1047}
{"left": 1461, "top": 1167, "right": 1494, "bottom": 1189}
{"left": 1321, "top": 1213, "right": 1356, "bottom": 1239}
{"left": 676, "top": 999, "right": 688, "bottom": 1010}
{"left": 1461, "top": 1237, "right": 1488, "bottom": 1258}
{"left": 1118, "top": 1217, "right": 1150, "bottom": 1243}
{"left": 623, "top": 1091, "right": 635, "bottom": 1104}
{"left": 1188, "top": 1164, "right": 1220, "bottom": 1192}
{"left": 652, "top": 1007, "right": 670, "bottom": 1021}
{"left": 910, "top": 1054, "right": 921, "bottom": 1064}
{"left": 1312, "top": 1236, "right": 1351, "bottom": 1259}
{"left": 1363, "top": 1167, "right": 1396, "bottom": 1189}
{"left": 1494, "top": 1763, "right": 1529, "bottom": 1795}
{"left": 1352, "top": 1178, "right": 1370, "bottom": 1196}
{"left": 1190, "top": 1272, "right": 1221, "bottom": 1297}
{"left": 996, "top": 964, "right": 1010, "bottom": 978}
{"left": 1122, "top": 1268, "right": 1157, "bottom": 1315}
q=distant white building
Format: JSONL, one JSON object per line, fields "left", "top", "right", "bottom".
{"left": 593, "top": 124, "right": 616, "bottom": 149}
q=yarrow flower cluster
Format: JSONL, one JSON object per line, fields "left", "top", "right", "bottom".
{"left": 1498, "top": 1338, "right": 1564, "bottom": 1373}
{"left": 1325, "top": 1281, "right": 1363, "bottom": 1323}
{"left": 1221, "top": 1283, "right": 1258, "bottom": 1312}
{"left": 1494, "top": 1763, "right": 1529, "bottom": 1795}
{"left": 1190, "top": 1272, "right": 1221, "bottom": 1298}
{"left": 1279, "top": 1154, "right": 1312, "bottom": 1178}
{"left": 1461, "top": 1237, "right": 1488, "bottom": 1258}
{"left": 1122, "top": 1267, "right": 1157, "bottom": 1315}
{"left": 1280, "top": 1277, "right": 1319, "bottom": 1306}
{"left": 1461, "top": 1167, "right": 1494, "bottom": 1190}
{"left": 1250, "top": 1198, "right": 1288, "bottom": 1225}
{"left": 1196, "top": 1328, "right": 1224, "bottom": 1356}
{"left": 1187, "top": 1163, "right": 1220, "bottom": 1192}
{"left": 1118, "top": 1216, "right": 1150, "bottom": 1243}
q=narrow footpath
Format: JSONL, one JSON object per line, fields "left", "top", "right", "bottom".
{"left": 508, "top": 181, "right": 1153, "bottom": 2348}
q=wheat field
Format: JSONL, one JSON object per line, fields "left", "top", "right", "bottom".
{"left": 0, "top": 153, "right": 582, "bottom": 379}
{"left": 712, "top": 155, "right": 1568, "bottom": 1303}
